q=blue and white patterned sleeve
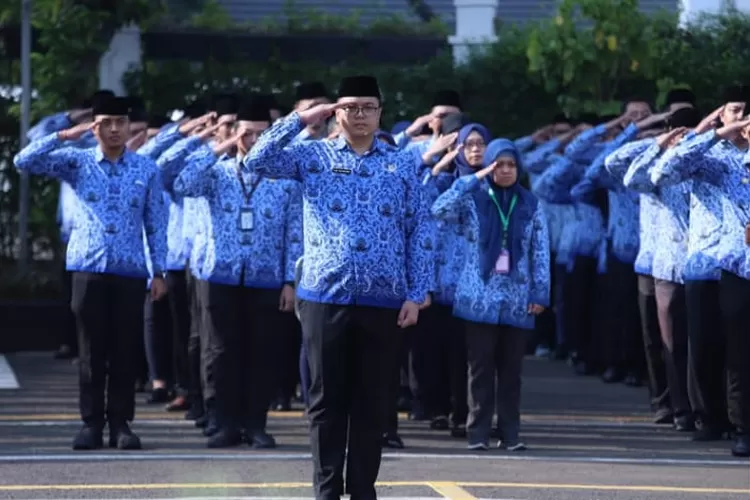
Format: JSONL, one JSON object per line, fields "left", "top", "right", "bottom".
{"left": 143, "top": 166, "right": 169, "bottom": 276}
{"left": 531, "top": 156, "right": 578, "bottom": 203}
{"left": 243, "top": 113, "right": 307, "bottom": 180}
{"left": 27, "top": 113, "right": 72, "bottom": 143}
{"left": 405, "top": 166, "right": 434, "bottom": 304}
{"left": 650, "top": 130, "right": 718, "bottom": 187}
{"left": 624, "top": 143, "right": 662, "bottom": 193}
{"left": 564, "top": 125, "right": 606, "bottom": 162}
{"left": 528, "top": 205, "right": 551, "bottom": 308}
{"left": 173, "top": 145, "right": 220, "bottom": 198}
{"left": 138, "top": 124, "right": 182, "bottom": 160}
{"left": 524, "top": 139, "right": 560, "bottom": 174}
{"left": 605, "top": 138, "right": 654, "bottom": 183}
{"left": 431, "top": 175, "right": 479, "bottom": 222}
{"left": 14, "top": 133, "right": 82, "bottom": 185}
{"left": 284, "top": 182, "right": 304, "bottom": 283}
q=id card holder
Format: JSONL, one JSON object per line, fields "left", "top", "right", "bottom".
{"left": 745, "top": 223, "right": 750, "bottom": 246}
{"left": 494, "top": 250, "right": 510, "bottom": 274}
{"left": 239, "top": 209, "right": 254, "bottom": 231}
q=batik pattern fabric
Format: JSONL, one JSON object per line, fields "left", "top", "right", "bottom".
{"left": 243, "top": 113, "right": 434, "bottom": 308}
{"left": 14, "top": 133, "right": 168, "bottom": 277}
{"left": 432, "top": 175, "right": 550, "bottom": 330}
{"left": 175, "top": 147, "right": 303, "bottom": 288}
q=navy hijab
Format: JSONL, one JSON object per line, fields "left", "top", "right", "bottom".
{"left": 454, "top": 123, "right": 491, "bottom": 177}
{"left": 472, "top": 138, "right": 538, "bottom": 280}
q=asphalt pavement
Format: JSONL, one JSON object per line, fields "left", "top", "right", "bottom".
{"left": 0, "top": 352, "right": 747, "bottom": 500}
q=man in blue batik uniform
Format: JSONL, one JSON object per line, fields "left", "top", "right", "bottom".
{"left": 14, "top": 96, "right": 168, "bottom": 451}
{"left": 243, "top": 75, "right": 434, "bottom": 500}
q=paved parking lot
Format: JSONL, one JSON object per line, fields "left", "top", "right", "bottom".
{"left": 0, "top": 353, "right": 747, "bottom": 500}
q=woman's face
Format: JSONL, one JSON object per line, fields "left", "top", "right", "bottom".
{"left": 491, "top": 153, "right": 518, "bottom": 188}
{"left": 463, "top": 130, "right": 487, "bottom": 167}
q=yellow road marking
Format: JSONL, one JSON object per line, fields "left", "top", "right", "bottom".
{"left": 455, "top": 481, "right": 750, "bottom": 495}
{"left": 0, "top": 481, "right": 746, "bottom": 495}
{"left": 426, "top": 482, "right": 477, "bottom": 500}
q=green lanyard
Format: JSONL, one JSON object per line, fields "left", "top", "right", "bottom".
{"left": 487, "top": 189, "right": 517, "bottom": 249}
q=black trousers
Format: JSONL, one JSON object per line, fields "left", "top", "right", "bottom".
{"left": 143, "top": 291, "right": 173, "bottom": 383}
{"left": 70, "top": 272, "right": 145, "bottom": 427}
{"left": 718, "top": 271, "right": 750, "bottom": 432}
{"left": 198, "top": 281, "right": 287, "bottom": 430}
{"left": 465, "top": 321, "right": 527, "bottom": 445}
{"left": 300, "top": 301, "right": 401, "bottom": 500}
{"left": 638, "top": 275, "right": 670, "bottom": 411}
{"left": 685, "top": 279, "right": 727, "bottom": 428}
{"left": 60, "top": 262, "right": 78, "bottom": 352}
{"left": 186, "top": 271, "right": 204, "bottom": 405}
{"left": 565, "top": 256, "right": 599, "bottom": 366}
{"left": 278, "top": 320, "right": 302, "bottom": 401}
{"left": 166, "top": 270, "right": 191, "bottom": 394}
{"left": 534, "top": 253, "right": 558, "bottom": 350}
{"left": 654, "top": 280, "right": 691, "bottom": 416}
{"left": 602, "top": 255, "right": 644, "bottom": 374}
{"left": 421, "top": 304, "right": 468, "bottom": 425}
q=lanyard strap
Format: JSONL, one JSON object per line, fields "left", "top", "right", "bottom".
{"left": 237, "top": 168, "right": 263, "bottom": 205}
{"left": 487, "top": 190, "right": 517, "bottom": 246}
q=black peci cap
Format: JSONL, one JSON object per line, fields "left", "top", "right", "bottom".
{"left": 93, "top": 96, "right": 130, "bottom": 117}
{"left": 237, "top": 96, "right": 271, "bottom": 122}
{"left": 432, "top": 89, "right": 461, "bottom": 108}
{"left": 439, "top": 112, "right": 470, "bottom": 135}
{"left": 337, "top": 75, "right": 381, "bottom": 100}
{"left": 295, "top": 82, "right": 328, "bottom": 101}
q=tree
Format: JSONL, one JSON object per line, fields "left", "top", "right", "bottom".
{"left": 526, "top": 0, "right": 672, "bottom": 114}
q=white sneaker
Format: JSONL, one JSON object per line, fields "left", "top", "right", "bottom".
{"left": 497, "top": 440, "right": 527, "bottom": 451}
{"left": 468, "top": 441, "right": 489, "bottom": 451}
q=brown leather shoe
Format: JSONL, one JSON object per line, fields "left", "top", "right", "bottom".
{"left": 165, "top": 396, "right": 190, "bottom": 412}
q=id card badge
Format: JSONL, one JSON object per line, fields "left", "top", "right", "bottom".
{"left": 495, "top": 250, "right": 510, "bottom": 274}
{"left": 239, "top": 209, "right": 254, "bottom": 231}
{"left": 745, "top": 223, "right": 750, "bottom": 246}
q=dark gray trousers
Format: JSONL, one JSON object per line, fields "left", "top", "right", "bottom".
{"left": 465, "top": 321, "right": 527, "bottom": 445}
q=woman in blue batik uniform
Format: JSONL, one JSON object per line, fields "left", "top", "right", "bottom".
{"left": 431, "top": 139, "right": 550, "bottom": 451}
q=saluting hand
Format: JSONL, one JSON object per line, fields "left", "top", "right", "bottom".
{"left": 656, "top": 127, "right": 689, "bottom": 150}
{"left": 397, "top": 300, "right": 420, "bottom": 328}
{"left": 298, "top": 102, "right": 347, "bottom": 126}
{"left": 58, "top": 122, "right": 94, "bottom": 142}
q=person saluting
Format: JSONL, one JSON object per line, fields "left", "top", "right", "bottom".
{"left": 14, "top": 95, "right": 168, "bottom": 451}
{"left": 243, "top": 75, "right": 434, "bottom": 500}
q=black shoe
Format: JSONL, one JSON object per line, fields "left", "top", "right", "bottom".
{"left": 147, "top": 387, "right": 170, "bottom": 404}
{"left": 207, "top": 428, "right": 242, "bottom": 448}
{"left": 396, "top": 396, "right": 411, "bottom": 412}
{"left": 409, "top": 405, "right": 428, "bottom": 421}
{"left": 202, "top": 410, "right": 219, "bottom": 436}
{"left": 653, "top": 408, "right": 674, "bottom": 425}
{"left": 185, "top": 404, "right": 204, "bottom": 422}
{"left": 574, "top": 360, "right": 594, "bottom": 376}
{"left": 430, "top": 415, "right": 449, "bottom": 430}
{"left": 674, "top": 415, "right": 695, "bottom": 432}
{"left": 245, "top": 429, "right": 276, "bottom": 449}
{"left": 692, "top": 425, "right": 727, "bottom": 442}
{"left": 450, "top": 424, "right": 467, "bottom": 439}
{"left": 108, "top": 423, "right": 141, "bottom": 450}
{"left": 623, "top": 373, "right": 642, "bottom": 387}
{"left": 730, "top": 433, "right": 750, "bottom": 457}
{"left": 54, "top": 345, "right": 75, "bottom": 360}
{"left": 72, "top": 425, "right": 103, "bottom": 450}
{"left": 382, "top": 433, "right": 404, "bottom": 449}
{"left": 601, "top": 367, "right": 623, "bottom": 383}
{"left": 274, "top": 397, "right": 292, "bottom": 412}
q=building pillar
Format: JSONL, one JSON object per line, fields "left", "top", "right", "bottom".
{"left": 448, "top": 0, "right": 498, "bottom": 65}
{"left": 98, "top": 24, "right": 142, "bottom": 96}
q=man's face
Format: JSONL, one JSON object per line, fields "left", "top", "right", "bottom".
{"left": 625, "top": 101, "right": 651, "bottom": 122}
{"left": 129, "top": 121, "right": 147, "bottom": 137}
{"left": 335, "top": 97, "right": 381, "bottom": 138}
{"left": 237, "top": 120, "right": 270, "bottom": 153}
{"left": 94, "top": 114, "right": 129, "bottom": 149}
{"left": 721, "top": 102, "right": 746, "bottom": 125}
{"left": 216, "top": 115, "right": 235, "bottom": 141}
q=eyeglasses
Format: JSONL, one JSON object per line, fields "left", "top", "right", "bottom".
{"left": 464, "top": 140, "right": 486, "bottom": 149}
{"left": 341, "top": 105, "right": 380, "bottom": 117}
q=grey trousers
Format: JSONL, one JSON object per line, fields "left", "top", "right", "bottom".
{"left": 465, "top": 321, "right": 527, "bottom": 445}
